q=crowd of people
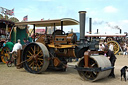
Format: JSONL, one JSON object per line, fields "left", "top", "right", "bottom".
{"left": 2, "top": 38, "right": 30, "bottom": 65}
{"left": 3, "top": 38, "right": 30, "bottom": 52}
{"left": 98, "top": 41, "right": 128, "bottom": 78}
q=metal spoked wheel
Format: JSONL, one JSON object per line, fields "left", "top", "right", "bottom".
{"left": 22, "top": 42, "right": 50, "bottom": 74}
{"left": 77, "top": 55, "right": 111, "bottom": 81}
{"left": 1, "top": 47, "right": 10, "bottom": 63}
{"left": 107, "top": 41, "right": 119, "bottom": 54}
{"left": 77, "top": 57, "right": 99, "bottom": 81}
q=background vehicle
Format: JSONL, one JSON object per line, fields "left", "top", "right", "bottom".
{"left": 85, "top": 34, "right": 126, "bottom": 54}
{"left": 0, "top": 15, "right": 28, "bottom": 63}
{"left": 0, "top": 19, "right": 14, "bottom": 63}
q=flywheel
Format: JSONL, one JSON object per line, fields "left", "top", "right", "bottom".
{"left": 22, "top": 42, "right": 50, "bottom": 74}
{"left": 107, "top": 41, "right": 120, "bottom": 54}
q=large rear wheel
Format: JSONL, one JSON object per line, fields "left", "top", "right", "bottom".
{"left": 22, "top": 42, "right": 49, "bottom": 73}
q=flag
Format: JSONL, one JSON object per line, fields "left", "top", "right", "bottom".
{"left": 5, "top": 9, "right": 9, "bottom": 15}
{"left": 23, "top": 15, "right": 28, "bottom": 21}
{"left": 5, "top": 8, "right": 14, "bottom": 16}
{"left": 11, "top": 8, "right": 14, "bottom": 15}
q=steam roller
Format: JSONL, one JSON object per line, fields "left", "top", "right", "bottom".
{"left": 15, "top": 11, "right": 113, "bottom": 82}
{"left": 76, "top": 51, "right": 112, "bottom": 81}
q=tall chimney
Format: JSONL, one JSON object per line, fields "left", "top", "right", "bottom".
{"left": 120, "top": 29, "right": 121, "bottom": 34}
{"left": 79, "top": 11, "right": 86, "bottom": 43}
{"left": 97, "top": 29, "right": 99, "bottom": 34}
{"left": 89, "top": 18, "right": 92, "bottom": 34}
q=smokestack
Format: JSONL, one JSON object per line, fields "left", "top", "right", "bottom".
{"left": 89, "top": 18, "right": 92, "bottom": 34}
{"left": 120, "top": 29, "right": 121, "bottom": 34}
{"left": 97, "top": 29, "right": 99, "bottom": 34}
{"left": 79, "top": 11, "right": 86, "bottom": 43}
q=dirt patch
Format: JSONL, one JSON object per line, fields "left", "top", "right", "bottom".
{"left": 0, "top": 55, "right": 128, "bottom": 85}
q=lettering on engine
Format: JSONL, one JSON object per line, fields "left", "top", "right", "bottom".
{"left": 56, "top": 38, "right": 65, "bottom": 41}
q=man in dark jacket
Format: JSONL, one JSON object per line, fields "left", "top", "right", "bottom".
{"left": 104, "top": 47, "right": 117, "bottom": 78}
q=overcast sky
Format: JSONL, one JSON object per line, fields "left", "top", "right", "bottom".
{"left": 0, "top": 0, "right": 128, "bottom": 34}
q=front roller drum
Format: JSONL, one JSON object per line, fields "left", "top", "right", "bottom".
{"left": 77, "top": 55, "right": 112, "bottom": 81}
{"left": 22, "top": 42, "right": 50, "bottom": 74}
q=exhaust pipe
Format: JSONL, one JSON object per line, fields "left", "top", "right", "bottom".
{"left": 89, "top": 18, "right": 92, "bottom": 34}
{"left": 120, "top": 29, "right": 121, "bottom": 34}
{"left": 97, "top": 29, "right": 99, "bottom": 34}
{"left": 79, "top": 11, "right": 86, "bottom": 43}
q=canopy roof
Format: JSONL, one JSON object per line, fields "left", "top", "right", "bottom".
{"left": 85, "top": 34, "right": 126, "bottom": 37}
{"left": 15, "top": 18, "right": 79, "bottom": 27}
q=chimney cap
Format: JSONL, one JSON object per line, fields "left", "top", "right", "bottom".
{"left": 79, "top": 11, "right": 87, "bottom": 13}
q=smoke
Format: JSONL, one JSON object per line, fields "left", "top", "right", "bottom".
{"left": 106, "top": 22, "right": 121, "bottom": 30}
{"left": 92, "top": 18, "right": 106, "bottom": 25}
{"left": 92, "top": 19, "right": 121, "bottom": 30}
{"left": 92, "top": 20, "right": 105, "bottom": 25}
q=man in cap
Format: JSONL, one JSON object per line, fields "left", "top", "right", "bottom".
{"left": 104, "top": 47, "right": 117, "bottom": 78}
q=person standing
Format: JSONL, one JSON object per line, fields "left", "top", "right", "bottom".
{"left": 5, "top": 39, "right": 14, "bottom": 52}
{"left": 10, "top": 39, "right": 22, "bottom": 66}
{"left": 126, "top": 45, "right": 128, "bottom": 58}
{"left": 109, "top": 43, "right": 114, "bottom": 51}
{"left": 28, "top": 35, "right": 32, "bottom": 43}
{"left": 2, "top": 41, "right": 6, "bottom": 47}
{"left": 123, "top": 43, "right": 127, "bottom": 57}
{"left": 99, "top": 44, "right": 104, "bottom": 51}
{"left": 11, "top": 39, "right": 22, "bottom": 53}
{"left": 104, "top": 47, "right": 117, "bottom": 78}
{"left": 104, "top": 42, "right": 108, "bottom": 48}
{"left": 23, "top": 38, "right": 29, "bottom": 45}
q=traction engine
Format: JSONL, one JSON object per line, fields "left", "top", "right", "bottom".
{"left": 15, "top": 11, "right": 113, "bottom": 81}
